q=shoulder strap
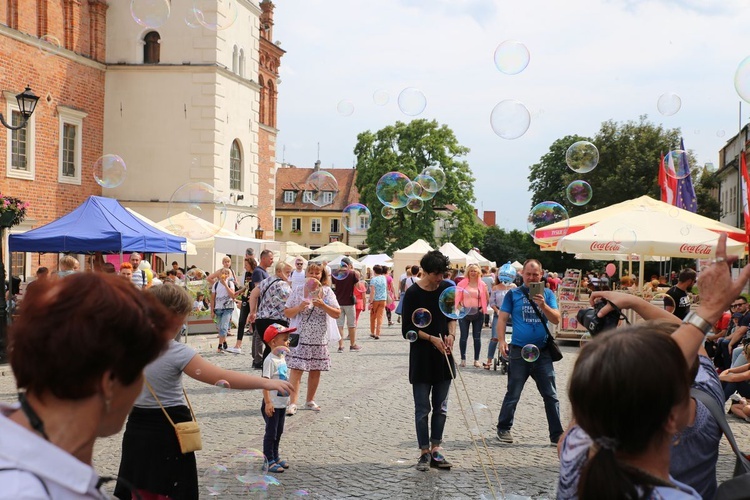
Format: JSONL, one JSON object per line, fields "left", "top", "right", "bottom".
{"left": 259, "top": 278, "right": 282, "bottom": 305}
{"left": 520, "top": 288, "right": 552, "bottom": 340}
{"left": 690, "top": 387, "right": 750, "bottom": 473}
{"left": 144, "top": 379, "right": 197, "bottom": 429}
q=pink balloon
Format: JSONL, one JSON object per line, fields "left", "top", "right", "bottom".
{"left": 605, "top": 263, "right": 616, "bottom": 277}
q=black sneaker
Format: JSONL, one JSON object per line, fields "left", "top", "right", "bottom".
{"left": 430, "top": 450, "right": 452, "bottom": 470}
{"left": 223, "top": 342, "right": 228, "bottom": 350}
{"left": 496, "top": 430, "right": 514, "bottom": 444}
{"left": 416, "top": 453, "right": 430, "bottom": 471}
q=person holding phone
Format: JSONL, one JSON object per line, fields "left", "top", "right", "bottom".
{"left": 495, "top": 259, "right": 563, "bottom": 446}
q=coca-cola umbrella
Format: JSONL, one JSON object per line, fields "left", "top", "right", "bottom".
{"left": 555, "top": 210, "right": 745, "bottom": 290}
{"left": 534, "top": 195, "right": 745, "bottom": 248}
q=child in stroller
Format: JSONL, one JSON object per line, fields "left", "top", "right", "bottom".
{"left": 484, "top": 324, "right": 511, "bottom": 374}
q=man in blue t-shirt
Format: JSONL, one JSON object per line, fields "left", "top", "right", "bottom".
{"left": 496, "top": 259, "right": 563, "bottom": 446}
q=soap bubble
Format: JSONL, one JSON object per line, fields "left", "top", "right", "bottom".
{"left": 373, "top": 90, "right": 389, "bottom": 106}
{"left": 406, "top": 330, "right": 418, "bottom": 342}
{"left": 612, "top": 227, "right": 638, "bottom": 253}
{"left": 342, "top": 203, "right": 371, "bottom": 234}
{"left": 663, "top": 149, "right": 690, "bottom": 180}
{"left": 331, "top": 267, "right": 350, "bottom": 281}
{"left": 414, "top": 173, "right": 438, "bottom": 193}
{"left": 717, "top": 130, "right": 726, "bottom": 138}
{"left": 493, "top": 40, "right": 530, "bottom": 75}
{"left": 498, "top": 262, "right": 517, "bottom": 284}
{"left": 130, "top": 0, "right": 170, "bottom": 28}
{"left": 422, "top": 166, "right": 447, "bottom": 190}
{"left": 415, "top": 186, "right": 436, "bottom": 202}
{"left": 579, "top": 331, "right": 591, "bottom": 348}
{"left": 304, "top": 170, "right": 339, "bottom": 207}
{"left": 185, "top": 7, "right": 201, "bottom": 27}
{"left": 93, "top": 154, "right": 127, "bottom": 188}
{"left": 193, "top": 0, "right": 238, "bottom": 30}
{"left": 521, "top": 344, "right": 540, "bottom": 362}
{"left": 412, "top": 308, "right": 432, "bottom": 328}
{"left": 735, "top": 56, "right": 750, "bottom": 103}
{"left": 215, "top": 380, "right": 231, "bottom": 393}
{"left": 336, "top": 99, "right": 354, "bottom": 116}
{"left": 381, "top": 206, "right": 397, "bottom": 220}
{"left": 167, "top": 182, "right": 228, "bottom": 242}
{"left": 438, "top": 286, "right": 467, "bottom": 319}
{"left": 397, "top": 87, "right": 427, "bottom": 116}
{"left": 38, "top": 34, "right": 62, "bottom": 57}
{"left": 292, "top": 490, "right": 310, "bottom": 497}
{"left": 458, "top": 181, "right": 470, "bottom": 191}
{"left": 566, "top": 141, "right": 599, "bottom": 174}
{"left": 404, "top": 180, "right": 423, "bottom": 200}
{"left": 233, "top": 448, "right": 269, "bottom": 486}
{"left": 376, "top": 172, "right": 411, "bottom": 209}
{"left": 657, "top": 92, "right": 682, "bottom": 116}
{"left": 565, "top": 180, "right": 593, "bottom": 206}
{"left": 527, "top": 202, "right": 569, "bottom": 241}
{"left": 680, "top": 225, "right": 691, "bottom": 236}
{"left": 406, "top": 198, "right": 424, "bottom": 213}
{"left": 490, "top": 99, "right": 531, "bottom": 139}
{"left": 303, "top": 278, "right": 322, "bottom": 300}
{"left": 204, "top": 464, "right": 230, "bottom": 495}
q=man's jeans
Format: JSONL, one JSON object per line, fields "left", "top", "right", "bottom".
{"left": 413, "top": 380, "right": 451, "bottom": 450}
{"left": 496, "top": 345, "right": 563, "bottom": 442}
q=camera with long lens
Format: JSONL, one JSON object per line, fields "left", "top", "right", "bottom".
{"left": 577, "top": 299, "right": 625, "bottom": 336}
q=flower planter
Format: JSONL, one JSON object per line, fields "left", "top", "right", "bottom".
{"left": 186, "top": 313, "right": 217, "bottom": 335}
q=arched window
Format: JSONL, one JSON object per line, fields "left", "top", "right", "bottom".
{"left": 258, "top": 75, "right": 266, "bottom": 124}
{"left": 232, "top": 45, "right": 238, "bottom": 73}
{"left": 239, "top": 49, "right": 245, "bottom": 77}
{"left": 230, "top": 140, "right": 242, "bottom": 191}
{"left": 144, "top": 31, "right": 160, "bottom": 64}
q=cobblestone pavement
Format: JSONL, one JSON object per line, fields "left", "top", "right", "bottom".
{"left": 1, "top": 313, "right": 749, "bottom": 499}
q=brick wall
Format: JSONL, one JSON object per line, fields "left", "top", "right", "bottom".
{"left": 0, "top": 2, "right": 106, "bottom": 273}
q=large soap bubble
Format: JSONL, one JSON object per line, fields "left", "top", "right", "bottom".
{"left": 93, "top": 154, "right": 127, "bottom": 188}
{"left": 167, "top": 182, "right": 227, "bottom": 241}
{"left": 376, "top": 172, "right": 411, "bottom": 209}
{"left": 406, "top": 198, "right": 424, "bottom": 213}
{"left": 527, "top": 201, "right": 569, "bottom": 240}
{"left": 192, "top": 0, "right": 238, "bottom": 30}
{"left": 565, "top": 180, "right": 593, "bottom": 206}
{"left": 438, "top": 286, "right": 468, "bottom": 319}
{"left": 565, "top": 141, "right": 599, "bottom": 174}
{"left": 304, "top": 170, "right": 338, "bottom": 207}
{"left": 381, "top": 206, "right": 396, "bottom": 220}
{"left": 397, "top": 88, "right": 427, "bottom": 116}
{"left": 490, "top": 99, "right": 531, "bottom": 140}
{"left": 663, "top": 149, "right": 690, "bottom": 180}
{"left": 422, "top": 166, "right": 447, "bottom": 191}
{"left": 342, "top": 203, "right": 371, "bottom": 234}
{"left": 735, "top": 56, "right": 750, "bottom": 103}
{"left": 414, "top": 173, "right": 438, "bottom": 193}
{"left": 657, "top": 92, "right": 681, "bottom": 116}
{"left": 130, "top": 0, "right": 170, "bottom": 29}
{"left": 493, "top": 40, "right": 530, "bottom": 75}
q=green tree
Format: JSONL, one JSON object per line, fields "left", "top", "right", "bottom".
{"left": 354, "top": 119, "right": 480, "bottom": 254}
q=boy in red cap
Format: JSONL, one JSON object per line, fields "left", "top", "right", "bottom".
{"left": 262, "top": 323, "right": 295, "bottom": 473}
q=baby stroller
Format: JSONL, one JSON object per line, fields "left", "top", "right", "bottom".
{"left": 492, "top": 325, "right": 512, "bottom": 374}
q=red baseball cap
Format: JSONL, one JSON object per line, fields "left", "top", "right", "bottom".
{"left": 263, "top": 323, "right": 297, "bottom": 344}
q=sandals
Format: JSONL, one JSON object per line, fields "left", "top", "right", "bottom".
{"left": 275, "top": 459, "right": 289, "bottom": 469}
{"left": 459, "top": 360, "right": 466, "bottom": 368}
{"left": 473, "top": 361, "right": 482, "bottom": 368}
{"left": 267, "top": 462, "right": 285, "bottom": 473}
{"left": 285, "top": 403, "right": 297, "bottom": 416}
{"left": 305, "top": 401, "right": 321, "bottom": 411}
{"left": 482, "top": 362, "right": 491, "bottom": 370}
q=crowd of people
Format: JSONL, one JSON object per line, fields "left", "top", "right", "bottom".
{"left": 4, "top": 237, "right": 750, "bottom": 498}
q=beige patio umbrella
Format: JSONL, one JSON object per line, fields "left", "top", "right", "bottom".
{"left": 157, "top": 211, "right": 236, "bottom": 246}
{"left": 314, "top": 241, "right": 363, "bottom": 255}
{"left": 284, "top": 240, "right": 314, "bottom": 256}
{"left": 534, "top": 195, "right": 745, "bottom": 248}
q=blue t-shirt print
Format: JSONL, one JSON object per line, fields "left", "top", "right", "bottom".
{"left": 501, "top": 286, "right": 557, "bottom": 348}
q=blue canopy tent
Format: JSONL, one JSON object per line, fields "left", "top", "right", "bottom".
{"left": 9, "top": 196, "right": 187, "bottom": 254}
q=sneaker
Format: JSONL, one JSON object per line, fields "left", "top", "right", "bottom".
{"left": 217, "top": 345, "right": 224, "bottom": 353}
{"left": 223, "top": 342, "right": 228, "bottom": 350}
{"left": 730, "top": 392, "right": 743, "bottom": 404}
{"left": 225, "top": 347, "right": 242, "bottom": 354}
{"left": 349, "top": 345, "right": 362, "bottom": 351}
{"left": 337, "top": 346, "right": 344, "bottom": 353}
{"left": 430, "top": 450, "right": 452, "bottom": 470}
{"left": 252, "top": 363, "right": 262, "bottom": 370}
{"left": 416, "top": 453, "right": 430, "bottom": 471}
{"left": 496, "top": 430, "right": 514, "bottom": 444}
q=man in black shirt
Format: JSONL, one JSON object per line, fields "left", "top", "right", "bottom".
{"left": 665, "top": 268, "right": 696, "bottom": 320}
{"left": 401, "top": 250, "right": 456, "bottom": 472}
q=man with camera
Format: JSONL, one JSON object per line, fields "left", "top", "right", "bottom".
{"left": 496, "top": 259, "right": 563, "bottom": 446}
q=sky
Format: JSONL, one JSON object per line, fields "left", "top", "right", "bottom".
{"left": 273, "top": 0, "right": 750, "bottom": 231}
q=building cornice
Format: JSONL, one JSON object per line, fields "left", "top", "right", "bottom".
{"left": 105, "top": 63, "right": 261, "bottom": 90}
{"left": 259, "top": 123, "right": 278, "bottom": 134}
{"left": 0, "top": 24, "right": 106, "bottom": 71}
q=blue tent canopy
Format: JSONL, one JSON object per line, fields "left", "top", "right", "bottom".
{"left": 9, "top": 196, "right": 187, "bottom": 254}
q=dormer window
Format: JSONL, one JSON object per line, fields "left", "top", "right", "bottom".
{"left": 284, "top": 191, "right": 295, "bottom": 203}
{"left": 302, "top": 191, "right": 313, "bottom": 203}
{"left": 323, "top": 192, "right": 334, "bottom": 205}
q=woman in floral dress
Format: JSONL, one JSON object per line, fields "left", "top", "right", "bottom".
{"left": 284, "top": 263, "right": 340, "bottom": 414}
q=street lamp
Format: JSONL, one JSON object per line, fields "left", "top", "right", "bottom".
{"left": 0, "top": 86, "right": 39, "bottom": 363}
{"left": 254, "top": 226, "right": 264, "bottom": 240}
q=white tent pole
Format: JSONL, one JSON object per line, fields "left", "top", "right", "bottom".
{"left": 638, "top": 258, "right": 645, "bottom": 292}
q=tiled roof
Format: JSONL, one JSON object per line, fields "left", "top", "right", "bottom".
{"left": 275, "top": 166, "right": 359, "bottom": 212}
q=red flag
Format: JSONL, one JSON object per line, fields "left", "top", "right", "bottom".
{"left": 658, "top": 153, "right": 677, "bottom": 205}
{"left": 740, "top": 152, "right": 750, "bottom": 243}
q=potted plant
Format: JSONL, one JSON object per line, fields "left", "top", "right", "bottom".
{"left": 0, "top": 194, "right": 29, "bottom": 228}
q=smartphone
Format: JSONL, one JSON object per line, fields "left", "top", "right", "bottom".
{"left": 528, "top": 282, "right": 544, "bottom": 297}
{"left": 288, "top": 333, "right": 300, "bottom": 348}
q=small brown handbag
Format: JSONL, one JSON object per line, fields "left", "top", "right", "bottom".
{"left": 144, "top": 380, "right": 203, "bottom": 454}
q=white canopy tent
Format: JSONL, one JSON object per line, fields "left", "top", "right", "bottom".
{"left": 326, "top": 254, "right": 366, "bottom": 271}
{"left": 438, "top": 242, "right": 470, "bottom": 266}
{"left": 511, "top": 261, "right": 523, "bottom": 271}
{"left": 467, "top": 249, "right": 493, "bottom": 267}
{"left": 359, "top": 253, "right": 393, "bottom": 268}
{"left": 392, "top": 239, "right": 433, "bottom": 278}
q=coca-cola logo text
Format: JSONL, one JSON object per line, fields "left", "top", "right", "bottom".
{"left": 679, "top": 243, "right": 712, "bottom": 255}
{"left": 590, "top": 241, "right": 623, "bottom": 252}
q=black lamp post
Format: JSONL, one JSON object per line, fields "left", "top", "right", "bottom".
{"left": 0, "top": 86, "right": 39, "bottom": 364}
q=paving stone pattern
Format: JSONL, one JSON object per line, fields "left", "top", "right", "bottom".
{"left": 1, "top": 311, "right": 748, "bottom": 499}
